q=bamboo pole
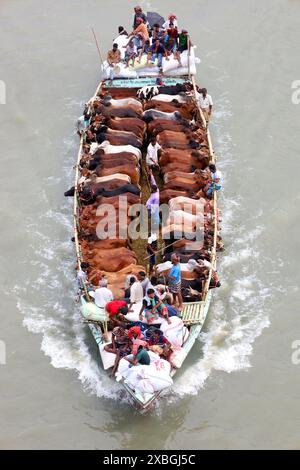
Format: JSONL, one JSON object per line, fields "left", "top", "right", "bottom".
{"left": 91, "top": 28, "right": 104, "bottom": 69}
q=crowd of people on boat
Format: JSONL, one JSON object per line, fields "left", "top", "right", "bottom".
{"left": 85, "top": 273, "right": 184, "bottom": 375}
{"left": 107, "top": 6, "right": 193, "bottom": 75}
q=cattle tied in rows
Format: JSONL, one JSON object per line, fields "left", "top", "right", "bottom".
{"left": 68, "top": 82, "right": 221, "bottom": 300}
{"left": 140, "top": 82, "right": 222, "bottom": 303}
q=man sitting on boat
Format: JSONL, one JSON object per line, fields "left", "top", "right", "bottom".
{"left": 107, "top": 43, "right": 121, "bottom": 83}
{"left": 139, "top": 288, "right": 171, "bottom": 325}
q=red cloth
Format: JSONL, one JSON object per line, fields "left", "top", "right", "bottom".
{"left": 106, "top": 300, "right": 127, "bottom": 317}
{"left": 128, "top": 326, "right": 142, "bottom": 339}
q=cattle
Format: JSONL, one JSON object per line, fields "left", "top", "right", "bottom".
{"left": 137, "top": 85, "right": 159, "bottom": 101}
{"left": 164, "top": 170, "right": 209, "bottom": 184}
{"left": 144, "top": 100, "right": 197, "bottom": 120}
{"left": 96, "top": 141, "right": 142, "bottom": 160}
{"left": 159, "top": 189, "right": 190, "bottom": 204}
{"left": 166, "top": 210, "right": 204, "bottom": 227}
{"left": 147, "top": 118, "right": 191, "bottom": 135}
{"left": 94, "top": 103, "right": 142, "bottom": 119}
{"left": 168, "top": 196, "right": 207, "bottom": 214}
{"left": 89, "top": 152, "right": 139, "bottom": 170}
{"left": 83, "top": 247, "right": 138, "bottom": 272}
{"left": 80, "top": 238, "right": 128, "bottom": 252}
{"left": 163, "top": 178, "right": 205, "bottom": 193}
{"left": 95, "top": 184, "right": 141, "bottom": 198}
{"left": 152, "top": 93, "right": 191, "bottom": 104}
{"left": 159, "top": 149, "right": 209, "bottom": 170}
{"left": 143, "top": 109, "right": 183, "bottom": 122}
{"left": 98, "top": 264, "right": 147, "bottom": 296}
{"left": 100, "top": 96, "right": 143, "bottom": 111}
{"left": 83, "top": 173, "right": 132, "bottom": 185}
{"left": 156, "top": 130, "right": 201, "bottom": 150}
{"left": 95, "top": 126, "right": 143, "bottom": 148}
{"left": 103, "top": 117, "right": 146, "bottom": 139}
{"left": 158, "top": 83, "right": 191, "bottom": 95}
{"left": 95, "top": 164, "right": 140, "bottom": 185}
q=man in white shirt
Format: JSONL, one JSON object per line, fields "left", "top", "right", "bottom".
{"left": 137, "top": 271, "right": 153, "bottom": 296}
{"left": 197, "top": 88, "right": 213, "bottom": 123}
{"left": 146, "top": 137, "right": 161, "bottom": 171}
{"left": 92, "top": 279, "right": 113, "bottom": 308}
{"left": 129, "top": 276, "right": 144, "bottom": 304}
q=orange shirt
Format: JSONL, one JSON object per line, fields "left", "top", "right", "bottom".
{"left": 133, "top": 23, "right": 149, "bottom": 40}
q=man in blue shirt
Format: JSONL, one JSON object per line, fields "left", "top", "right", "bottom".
{"left": 150, "top": 39, "right": 167, "bottom": 70}
{"left": 167, "top": 253, "right": 183, "bottom": 310}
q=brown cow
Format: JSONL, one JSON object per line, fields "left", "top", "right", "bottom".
{"left": 79, "top": 239, "right": 128, "bottom": 252}
{"left": 144, "top": 100, "right": 196, "bottom": 120}
{"left": 94, "top": 103, "right": 142, "bottom": 119}
{"left": 104, "top": 117, "right": 146, "bottom": 139}
{"left": 83, "top": 247, "right": 137, "bottom": 272}
{"left": 147, "top": 122, "right": 191, "bottom": 136}
{"left": 160, "top": 189, "right": 190, "bottom": 204}
{"left": 91, "top": 151, "right": 139, "bottom": 168}
{"left": 156, "top": 130, "right": 202, "bottom": 150}
{"left": 159, "top": 149, "right": 210, "bottom": 170}
{"left": 96, "top": 127, "right": 142, "bottom": 148}
{"left": 95, "top": 164, "right": 140, "bottom": 185}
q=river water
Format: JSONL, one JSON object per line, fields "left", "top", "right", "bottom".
{"left": 1, "top": 0, "right": 300, "bottom": 450}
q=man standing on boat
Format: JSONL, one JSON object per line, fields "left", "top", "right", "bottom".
{"left": 107, "top": 43, "right": 121, "bottom": 83}
{"left": 197, "top": 87, "right": 213, "bottom": 124}
{"left": 133, "top": 5, "right": 148, "bottom": 28}
{"left": 146, "top": 136, "right": 161, "bottom": 172}
{"left": 167, "top": 253, "right": 183, "bottom": 311}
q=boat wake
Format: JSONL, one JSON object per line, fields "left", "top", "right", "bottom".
{"left": 11, "top": 92, "right": 273, "bottom": 407}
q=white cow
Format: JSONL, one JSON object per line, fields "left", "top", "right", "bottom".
{"left": 152, "top": 93, "right": 190, "bottom": 104}
{"left": 169, "top": 196, "right": 206, "bottom": 214}
{"left": 92, "top": 141, "right": 141, "bottom": 160}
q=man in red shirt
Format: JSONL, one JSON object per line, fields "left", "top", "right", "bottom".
{"left": 105, "top": 300, "right": 129, "bottom": 318}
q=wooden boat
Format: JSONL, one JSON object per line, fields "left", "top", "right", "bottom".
{"left": 71, "top": 18, "right": 220, "bottom": 411}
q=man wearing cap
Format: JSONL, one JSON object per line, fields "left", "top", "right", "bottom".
{"left": 133, "top": 5, "right": 147, "bottom": 28}
{"left": 107, "top": 43, "right": 121, "bottom": 82}
{"left": 91, "top": 278, "right": 113, "bottom": 308}
{"left": 198, "top": 88, "right": 213, "bottom": 123}
{"left": 162, "top": 14, "right": 178, "bottom": 30}
{"left": 178, "top": 29, "right": 192, "bottom": 52}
